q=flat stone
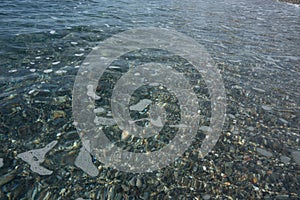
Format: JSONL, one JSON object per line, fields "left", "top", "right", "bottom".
{"left": 291, "top": 151, "right": 300, "bottom": 165}
{"left": 256, "top": 147, "right": 273, "bottom": 158}
{"left": 279, "top": 118, "right": 289, "bottom": 124}
{"left": 262, "top": 105, "right": 272, "bottom": 111}
{"left": 280, "top": 156, "right": 291, "bottom": 164}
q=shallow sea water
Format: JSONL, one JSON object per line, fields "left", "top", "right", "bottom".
{"left": 0, "top": 0, "right": 299, "bottom": 199}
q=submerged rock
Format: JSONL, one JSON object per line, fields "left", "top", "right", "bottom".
{"left": 256, "top": 147, "right": 273, "bottom": 158}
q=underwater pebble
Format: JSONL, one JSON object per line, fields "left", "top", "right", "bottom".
{"left": 280, "top": 156, "right": 291, "bottom": 164}
{"left": 202, "top": 194, "right": 211, "bottom": 200}
{"left": 52, "top": 110, "right": 66, "bottom": 119}
{"left": 256, "top": 147, "right": 273, "bottom": 158}
{"left": 262, "top": 105, "right": 272, "bottom": 111}
{"left": 52, "top": 61, "right": 61, "bottom": 65}
{"left": 43, "top": 69, "right": 53, "bottom": 73}
{"left": 75, "top": 53, "right": 84, "bottom": 57}
{"left": 8, "top": 69, "right": 17, "bottom": 73}
{"left": 291, "top": 151, "right": 300, "bottom": 165}
{"left": 93, "top": 107, "right": 105, "bottom": 114}
{"left": 228, "top": 114, "right": 235, "bottom": 119}
{"left": 71, "top": 41, "right": 78, "bottom": 45}
{"left": 50, "top": 30, "right": 56, "bottom": 34}
{"left": 279, "top": 118, "right": 288, "bottom": 124}
{"left": 29, "top": 68, "right": 36, "bottom": 72}
{"left": 252, "top": 87, "right": 265, "bottom": 93}
{"left": 0, "top": 158, "right": 3, "bottom": 168}
{"left": 108, "top": 65, "right": 121, "bottom": 69}
{"left": 55, "top": 70, "right": 67, "bottom": 75}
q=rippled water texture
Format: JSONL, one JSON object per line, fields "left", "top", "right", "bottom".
{"left": 0, "top": 0, "right": 299, "bottom": 199}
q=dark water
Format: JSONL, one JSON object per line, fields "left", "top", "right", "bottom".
{"left": 0, "top": 0, "right": 299, "bottom": 199}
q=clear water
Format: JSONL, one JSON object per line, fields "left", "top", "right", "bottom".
{"left": 0, "top": 0, "right": 299, "bottom": 199}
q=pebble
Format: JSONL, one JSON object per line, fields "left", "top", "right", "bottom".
{"left": 55, "top": 70, "right": 67, "bottom": 75}
{"left": 280, "top": 156, "right": 291, "bottom": 164}
{"left": 256, "top": 147, "right": 273, "bottom": 158}
{"left": 29, "top": 68, "right": 36, "bottom": 72}
{"left": 279, "top": 118, "right": 288, "bottom": 124}
{"left": 75, "top": 53, "right": 84, "bottom": 57}
{"left": 228, "top": 114, "right": 235, "bottom": 119}
{"left": 136, "top": 178, "right": 142, "bottom": 188}
{"left": 247, "top": 126, "right": 255, "bottom": 131}
{"left": 50, "top": 30, "right": 56, "bottom": 34}
{"left": 0, "top": 158, "right": 3, "bottom": 168}
{"left": 262, "top": 105, "right": 272, "bottom": 111}
{"left": 291, "top": 151, "right": 300, "bottom": 165}
{"left": 252, "top": 87, "right": 265, "bottom": 93}
{"left": 8, "top": 69, "right": 17, "bottom": 73}
{"left": 93, "top": 107, "right": 105, "bottom": 114}
{"left": 202, "top": 194, "right": 211, "bottom": 200}
{"left": 43, "top": 69, "right": 53, "bottom": 73}
{"left": 52, "top": 110, "right": 66, "bottom": 119}
{"left": 52, "top": 61, "right": 61, "bottom": 65}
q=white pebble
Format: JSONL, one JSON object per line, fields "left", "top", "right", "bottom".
{"left": 43, "top": 69, "right": 53, "bottom": 73}
{"left": 50, "top": 30, "right": 56, "bottom": 34}
{"left": 75, "top": 53, "right": 84, "bottom": 57}
{"left": 55, "top": 70, "right": 67, "bottom": 75}
{"left": 29, "top": 68, "right": 36, "bottom": 72}
{"left": 8, "top": 69, "right": 17, "bottom": 73}
{"left": 52, "top": 61, "right": 61, "bottom": 65}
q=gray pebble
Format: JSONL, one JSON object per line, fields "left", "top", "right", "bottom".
{"left": 291, "top": 151, "right": 300, "bottom": 165}
{"left": 262, "top": 105, "right": 272, "bottom": 111}
{"left": 280, "top": 156, "right": 291, "bottom": 164}
{"left": 202, "top": 194, "right": 211, "bottom": 200}
{"left": 256, "top": 147, "right": 273, "bottom": 158}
